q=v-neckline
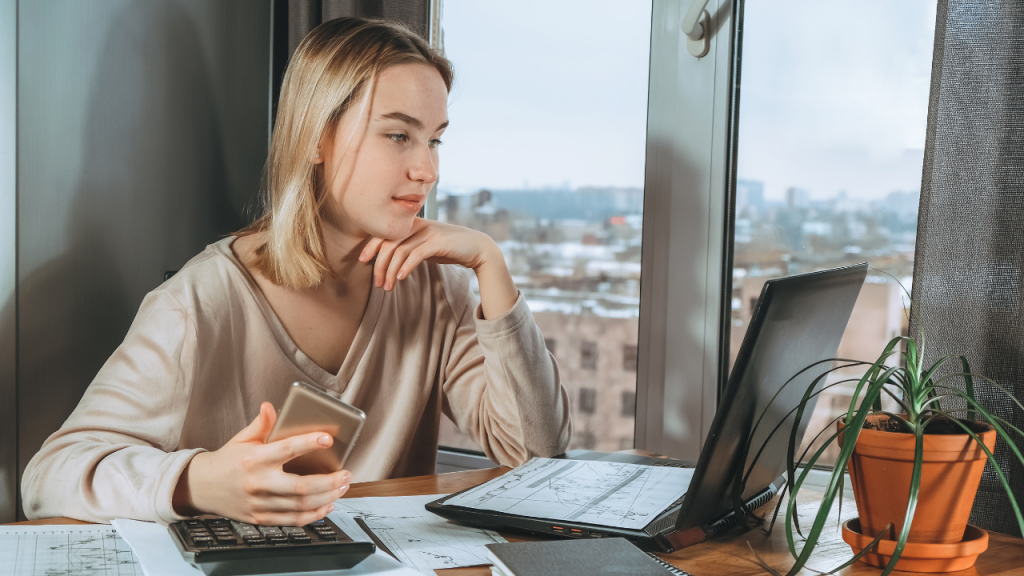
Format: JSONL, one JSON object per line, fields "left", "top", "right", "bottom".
{"left": 215, "top": 237, "right": 385, "bottom": 390}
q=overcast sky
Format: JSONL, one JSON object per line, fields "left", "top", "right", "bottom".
{"left": 439, "top": 1, "right": 937, "bottom": 200}
{"left": 439, "top": 0, "right": 652, "bottom": 192}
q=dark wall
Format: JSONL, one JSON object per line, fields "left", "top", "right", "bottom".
{"left": 9, "top": 0, "right": 271, "bottom": 521}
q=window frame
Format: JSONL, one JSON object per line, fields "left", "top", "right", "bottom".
{"left": 633, "top": 0, "right": 740, "bottom": 461}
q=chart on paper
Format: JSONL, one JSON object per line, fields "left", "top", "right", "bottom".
{"left": 444, "top": 457, "right": 693, "bottom": 530}
{"left": 0, "top": 524, "right": 143, "bottom": 576}
{"left": 335, "top": 494, "right": 505, "bottom": 575}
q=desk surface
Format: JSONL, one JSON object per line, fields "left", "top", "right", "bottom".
{"left": 14, "top": 467, "right": 1023, "bottom": 575}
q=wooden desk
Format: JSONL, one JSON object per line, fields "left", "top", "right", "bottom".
{"left": 15, "top": 467, "right": 1024, "bottom": 575}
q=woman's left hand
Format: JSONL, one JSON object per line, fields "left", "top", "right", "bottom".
{"left": 359, "top": 218, "right": 518, "bottom": 319}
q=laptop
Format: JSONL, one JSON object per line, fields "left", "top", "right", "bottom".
{"left": 426, "top": 263, "right": 868, "bottom": 552}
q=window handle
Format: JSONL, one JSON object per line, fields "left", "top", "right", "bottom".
{"left": 682, "top": 0, "right": 711, "bottom": 58}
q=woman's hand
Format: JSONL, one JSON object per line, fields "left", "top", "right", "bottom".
{"left": 173, "top": 402, "right": 351, "bottom": 525}
{"left": 358, "top": 218, "right": 519, "bottom": 319}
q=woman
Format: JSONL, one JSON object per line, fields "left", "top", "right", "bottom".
{"left": 22, "top": 18, "right": 571, "bottom": 526}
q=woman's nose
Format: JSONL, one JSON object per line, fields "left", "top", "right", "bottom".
{"left": 409, "top": 145, "right": 438, "bottom": 184}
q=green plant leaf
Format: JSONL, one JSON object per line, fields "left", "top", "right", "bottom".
{"left": 826, "top": 523, "right": 892, "bottom": 574}
{"left": 782, "top": 368, "right": 894, "bottom": 575}
{"left": 933, "top": 371, "right": 1024, "bottom": 414}
{"left": 879, "top": 386, "right": 912, "bottom": 416}
{"left": 846, "top": 338, "right": 901, "bottom": 423}
{"left": 879, "top": 423, "right": 925, "bottom": 576}
{"left": 961, "top": 357, "right": 977, "bottom": 421}
{"left": 937, "top": 413, "right": 1024, "bottom": 538}
{"left": 743, "top": 378, "right": 861, "bottom": 490}
{"left": 736, "top": 367, "right": 867, "bottom": 530}
{"left": 747, "top": 542, "right": 784, "bottom": 576}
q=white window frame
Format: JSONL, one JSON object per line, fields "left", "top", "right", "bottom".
{"left": 436, "top": 0, "right": 741, "bottom": 470}
{"left": 634, "top": 0, "right": 738, "bottom": 461}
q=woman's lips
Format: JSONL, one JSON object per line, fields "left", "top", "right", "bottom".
{"left": 392, "top": 196, "right": 425, "bottom": 212}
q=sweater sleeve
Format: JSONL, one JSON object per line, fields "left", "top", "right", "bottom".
{"left": 439, "top": 267, "right": 572, "bottom": 466}
{"left": 21, "top": 289, "right": 204, "bottom": 524}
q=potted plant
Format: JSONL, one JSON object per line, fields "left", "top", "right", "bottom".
{"left": 735, "top": 318, "right": 1024, "bottom": 575}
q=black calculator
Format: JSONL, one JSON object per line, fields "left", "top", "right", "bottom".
{"left": 168, "top": 516, "right": 375, "bottom": 576}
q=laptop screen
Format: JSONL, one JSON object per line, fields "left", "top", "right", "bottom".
{"left": 675, "top": 263, "right": 868, "bottom": 531}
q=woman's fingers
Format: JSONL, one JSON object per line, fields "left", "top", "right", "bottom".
{"left": 394, "top": 243, "right": 433, "bottom": 285}
{"left": 230, "top": 402, "right": 276, "bottom": 444}
{"left": 257, "top": 469, "right": 350, "bottom": 499}
{"left": 358, "top": 237, "right": 386, "bottom": 263}
{"left": 385, "top": 236, "right": 430, "bottom": 290}
{"left": 255, "top": 484, "right": 347, "bottom": 513}
{"left": 372, "top": 241, "right": 402, "bottom": 288}
{"left": 248, "top": 502, "right": 336, "bottom": 527}
{"left": 256, "top": 432, "right": 333, "bottom": 468}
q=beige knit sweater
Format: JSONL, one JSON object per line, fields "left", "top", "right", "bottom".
{"left": 22, "top": 237, "right": 572, "bottom": 524}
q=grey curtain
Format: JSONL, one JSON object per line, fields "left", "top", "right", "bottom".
{"left": 286, "top": 0, "right": 430, "bottom": 57}
{"left": 911, "top": 0, "right": 1024, "bottom": 537}
{"left": 271, "top": 0, "right": 431, "bottom": 124}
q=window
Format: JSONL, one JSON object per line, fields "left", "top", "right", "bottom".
{"left": 621, "top": 391, "right": 636, "bottom": 418}
{"left": 576, "top": 431, "right": 597, "bottom": 450}
{"left": 544, "top": 337, "right": 557, "bottom": 355}
{"left": 622, "top": 344, "right": 637, "bottom": 372}
{"left": 732, "top": 1, "right": 936, "bottom": 466}
{"left": 436, "top": 1, "right": 653, "bottom": 454}
{"left": 579, "top": 341, "right": 598, "bottom": 371}
{"left": 579, "top": 388, "right": 597, "bottom": 415}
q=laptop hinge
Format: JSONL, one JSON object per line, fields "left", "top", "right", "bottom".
{"left": 656, "top": 526, "right": 707, "bottom": 553}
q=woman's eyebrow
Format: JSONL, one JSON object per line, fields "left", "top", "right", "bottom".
{"left": 379, "top": 111, "right": 448, "bottom": 131}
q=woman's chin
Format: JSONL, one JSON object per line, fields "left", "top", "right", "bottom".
{"left": 370, "top": 216, "right": 417, "bottom": 241}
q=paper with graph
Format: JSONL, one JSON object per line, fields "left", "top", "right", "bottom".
{"left": 0, "top": 524, "right": 143, "bottom": 576}
{"left": 445, "top": 457, "right": 692, "bottom": 530}
{"left": 334, "top": 494, "right": 505, "bottom": 575}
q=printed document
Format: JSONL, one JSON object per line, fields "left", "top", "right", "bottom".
{"left": 444, "top": 457, "right": 693, "bottom": 530}
{"left": 0, "top": 523, "right": 143, "bottom": 576}
{"left": 335, "top": 494, "right": 506, "bottom": 575}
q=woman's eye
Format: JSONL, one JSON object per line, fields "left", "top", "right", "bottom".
{"left": 429, "top": 138, "right": 443, "bottom": 149}
{"left": 387, "top": 133, "right": 408, "bottom": 143}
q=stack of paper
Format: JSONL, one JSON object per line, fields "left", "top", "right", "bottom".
{"left": 335, "top": 494, "right": 507, "bottom": 575}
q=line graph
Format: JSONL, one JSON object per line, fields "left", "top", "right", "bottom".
{"left": 0, "top": 524, "right": 142, "bottom": 576}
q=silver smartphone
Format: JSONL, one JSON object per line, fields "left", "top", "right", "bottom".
{"left": 265, "top": 382, "right": 366, "bottom": 476}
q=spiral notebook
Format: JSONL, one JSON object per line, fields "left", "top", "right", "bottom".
{"left": 484, "top": 538, "right": 693, "bottom": 576}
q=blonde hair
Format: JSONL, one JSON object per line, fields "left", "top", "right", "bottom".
{"left": 237, "top": 18, "right": 453, "bottom": 289}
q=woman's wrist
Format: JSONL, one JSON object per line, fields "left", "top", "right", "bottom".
{"left": 172, "top": 452, "right": 209, "bottom": 517}
{"left": 473, "top": 240, "right": 518, "bottom": 320}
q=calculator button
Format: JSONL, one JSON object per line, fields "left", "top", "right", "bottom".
{"left": 267, "top": 536, "right": 289, "bottom": 545}
{"left": 281, "top": 526, "right": 305, "bottom": 534}
{"left": 258, "top": 526, "right": 284, "bottom": 536}
{"left": 289, "top": 534, "right": 312, "bottom": 543}
{"left": 185, "top": 520, "right": 203, "bottom": 527}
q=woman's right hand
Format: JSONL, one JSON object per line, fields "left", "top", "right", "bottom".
{"left": 173, "top": 402, "right": 352, "bottom": 525}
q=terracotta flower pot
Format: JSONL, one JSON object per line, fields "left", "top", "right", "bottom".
{"left": 838, "top": 415, "right": 996, "bottom": 544}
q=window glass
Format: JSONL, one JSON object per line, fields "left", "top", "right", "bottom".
{"left": 733, "top": 1, "right": 937, "bottom": 466}
{"left": 437, "top": 1, "right": 652, "bottom": 454}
